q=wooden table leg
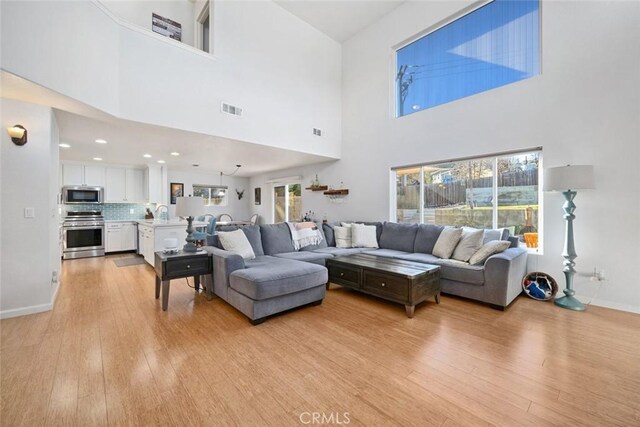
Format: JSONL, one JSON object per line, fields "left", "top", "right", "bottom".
{"left": 405, "top": 305, "right": 415, "bottom": 318}
{"left": 435, "top": 292, "right": 441, "bottom": 304}
{"left": 194, "top": 275, "right": 200, "bottom": 292}
{"left": 162, "top": 280, "right": 170, "bottom": 311}
{"left": 155, "top": 275, "right": 160, "bottom": 299}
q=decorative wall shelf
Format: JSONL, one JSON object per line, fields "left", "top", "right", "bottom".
{"left": 323, "top": 189, "right": 349, "bottom": 196}
{"left": 305, "top": 185, "right": 328, "bottom": 191}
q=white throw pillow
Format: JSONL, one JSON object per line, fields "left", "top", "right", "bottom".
{"left": 469, "top": 240, "right": 511, "bottom": 265}
{"left": 432, "top": 227, "right": 463, "bottom": 259}
{"left": 351, "top": 224, "right": 378, "bottom": 248}
{"left": 217, "top": 229, "right": 255, "bottom": 260}
{"left": 452, "top": 229, "right": 485, "bottom": 262}
{"left": 333, "top": 226, "right": 352, "bottom": 248}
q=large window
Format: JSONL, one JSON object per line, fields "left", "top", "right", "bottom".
{"left": 193, "top": 185, "right": 228, "bottom": 206}
{"left": 396, "top": 0, "right": 540, "bottom": 116}
{"left": 394, "top": 150, "right": 541, "bottom": 246}
{"left": 274, "top": 184, "right": 301, "bottom": 223}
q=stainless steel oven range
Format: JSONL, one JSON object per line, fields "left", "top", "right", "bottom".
{"left": 62, "top": 211, "right": 105, "bottom": 259}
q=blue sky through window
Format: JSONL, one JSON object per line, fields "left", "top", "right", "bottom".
{"left": 396, "top": 0, "right": 540, "bottom": 116}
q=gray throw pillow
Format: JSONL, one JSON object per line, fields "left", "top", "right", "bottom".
{"left": 469, "top": 240, "right": 511, "bottom": 265}
{"left": 452, "top": 229, "right": 485, "bottom": 262}
{"left": 432, "top": 227, "right": 463, "bottom": 259}
{"left": 241, "top": 225, "right": 265, "bottom": 256}
{"left": 259, "top": 223, "right": 295, "bottom": 255}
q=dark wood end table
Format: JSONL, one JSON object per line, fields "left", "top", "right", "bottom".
{"left": 154, "top": 249, "right": 212, "bottom": 311}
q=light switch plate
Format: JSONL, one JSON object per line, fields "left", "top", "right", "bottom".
{"left": 24, "top": 207, "right": 35, "bottom": 218}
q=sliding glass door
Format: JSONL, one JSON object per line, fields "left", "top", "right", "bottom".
{"left": 274, "top": 183, "right": 301, "bottom": 223}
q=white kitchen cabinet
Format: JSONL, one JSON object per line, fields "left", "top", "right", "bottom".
{"left": 105, "top": 168, "right": 127, "bottom": 202}
{"left": 126, "top": 168, "right": 144, "bottom": 203}
{"left": 83, "top": 165, "right": 106, "bottom": 186}
{"left": 106, "top": 167, "right": 144, "bottom": 203}
{"left": 145, "top": 165, "right": 163, "bottom": 204}
{"left": 137, "top": 222, "right": 189, "bottom": 267}
{"left": 62, "top": 164, "right": 105, "bottom": 187}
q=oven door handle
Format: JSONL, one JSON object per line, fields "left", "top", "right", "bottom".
{"left": 64, "top": 225, "right": 105, "bottom": 230}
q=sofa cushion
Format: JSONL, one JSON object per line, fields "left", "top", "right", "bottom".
{"left": 312, "top": 247, "right": 377, "bottom": 257}
{"left": 351, "top": 224, "right": 379, "bottom": 248}
{"left": 357, "top": 221, "right": 383, "bottom": 242}
{"left": 241, "top": 225, "right": 265, "bottom": 256}
{"left": 273, "top": 251, "right": 333, "bottom": 266}
{"left": 469, "top": 240, "right": 511, "bottom": 265}
{"left": 366, "top": 249, "right": 410, "bottom": 259}
{"left": 432, "top": 227, "right": 463, "bottom": 259}
{"left": 229, "top": 260, "right": 327, "bottom": 300}
{"left": 260, "top": 223, "right": 295, "bottom": 255}
{"left": 463, "top": 226, "right": 509, "bottom": 244}
{"left": 322, "top": 223, "right": 335, "bottom": 247}
{"left": 217, "top": 229, "right": 256, "bottom": 260}
{"left": 379, "top": 222, "right": 418, "bottom": 252}
{"left": 451, "top": 229, "right": 484, "bottom": 262}
{"left": 438, "top": 260, "right": 485, "bottom": 285}
{"left": 413, "top": 224, "right": 445, "bottom": 254}
{"left": 334, "top": 225, "right": 352, "bottom": 248}
{"left": 396, "top": 252, "right": 441, "bottom": 265}
{"left": 300, "top": 222, "right": 328, "bottom": 251}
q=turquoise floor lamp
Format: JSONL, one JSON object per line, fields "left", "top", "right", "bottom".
{"left": 543, "top": 165, "right": 595, "bottom": 311}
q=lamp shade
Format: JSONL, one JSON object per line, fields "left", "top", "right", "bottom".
{"left": 175, "top": 196, "right": 204, "bottom": 217}
{"left": 543, "top": 165, "right": 595, "bottom": 192}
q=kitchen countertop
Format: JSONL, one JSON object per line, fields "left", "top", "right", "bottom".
{"left": 136, "top": 219, "right": 208, "bottom": 228}
{"left": 105, "top": 220, "right": 141, "bottom": 223}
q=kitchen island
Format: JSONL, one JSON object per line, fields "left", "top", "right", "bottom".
{"left": 137, "top": 219, "right": 208, "bottom": 267}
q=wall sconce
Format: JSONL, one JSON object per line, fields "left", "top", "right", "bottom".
{"left": 7, "top": 125, "right": 27, "bottom": 146}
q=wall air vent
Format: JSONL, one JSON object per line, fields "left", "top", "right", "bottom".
{"left": 221, "top": 102, "right": 243, "bottom": 116}
{"left": 313, "top": 128, "right": 322, "bottom": 136}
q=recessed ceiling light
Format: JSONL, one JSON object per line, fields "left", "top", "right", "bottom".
{"left": 157, "top": 160, "right": 166, "bottom": 164}
{"left": 170, "top": 152, "right": 180, "bottom": 156}
{"left": 93, "top": 157, "right": 103, "bottom": 161}
{"left": 143, "top": 154, "right": 152, "bottom": 158}
{"left": 95, "top": 139, "right": 107, "bottom": 144}
{"left": 59, "top": 143, "right": 71, "bottom": 148}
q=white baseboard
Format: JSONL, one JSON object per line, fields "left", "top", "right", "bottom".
{"left": 0, "top": 302, "right": 53, "bottom": 319}
{"left": 588, "top": 298, "right": 640, "bottom": 315}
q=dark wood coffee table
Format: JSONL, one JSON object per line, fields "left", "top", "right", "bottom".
{"left": 326, "top": 253, "right": 440, "bottom": 318}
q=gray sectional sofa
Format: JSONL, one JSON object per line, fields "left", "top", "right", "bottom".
{"left": 203, "top": 222, "right": 527, "bottom": 324}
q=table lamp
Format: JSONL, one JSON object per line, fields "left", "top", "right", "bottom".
{"left": 175, "top": 196, "right": 204, "bottom": 252}
{"left": 543, "top": 165, "right": 595, "bottom": 311}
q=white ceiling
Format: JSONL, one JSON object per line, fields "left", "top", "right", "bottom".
{"left": 275, "top": 0, "right": 405, "bottom": 42}
{"left": 55, "top": 111, "right": 333, "bottom": 177}
{"left": 1, "top": 72, "right": 335, "bottom": 177}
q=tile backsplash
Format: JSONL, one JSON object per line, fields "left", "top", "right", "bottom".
{"left": 64, "top": 203, "right": 162, "bottom": 221}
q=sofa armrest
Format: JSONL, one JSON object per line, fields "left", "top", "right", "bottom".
{"left": 202, "top": 246, "right": 245, "bottom": 300}
{"left": 483, "top": 248, "right": 528, "bottom": 307}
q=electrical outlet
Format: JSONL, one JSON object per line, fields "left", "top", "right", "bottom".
{"left": 130, "top": 208, "right": 135, "bottom": 214}
{"left": 24, "top": 207, "right": 35, "bottom": 218}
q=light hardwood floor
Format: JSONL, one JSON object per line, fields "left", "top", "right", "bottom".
{"left": 1, "top": 254, "right": 639, "bottom": 426}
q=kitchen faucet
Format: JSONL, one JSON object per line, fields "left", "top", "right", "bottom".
{"left": 155, "top": 204, "right": 169, "bottom": 220}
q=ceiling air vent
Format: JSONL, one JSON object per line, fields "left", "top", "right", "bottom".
{"left": 221, "top": 102, "right": 243, "bottom": 116}
{"left": 313, "top": 128, "right": 322, "bottom": 137}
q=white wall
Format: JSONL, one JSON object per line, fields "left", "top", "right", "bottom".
{"left": 0, "top": 0, "right": 342, "bottom": 159}
{"left": 101, "top": 0, "right": 196, "bottom": 46}
{"left": 1, "top": 99, "right": 60, "bottom": 318}
{"left": 251, "top": 1, "right": 640, "bottom": 313}
{"left": 167, "top": 169, "right": 251, "bottom": 221}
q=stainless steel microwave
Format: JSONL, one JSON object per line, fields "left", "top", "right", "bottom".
{"left": 62, "top": 186, "right": 104, "bottom": 204}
